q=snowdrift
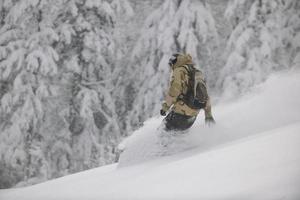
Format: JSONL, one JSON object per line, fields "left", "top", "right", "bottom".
{"left": 1, "top": 70, "right": 300, "bottom": 200}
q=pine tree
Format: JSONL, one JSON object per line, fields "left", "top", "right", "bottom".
{"left": 217, "top": 0, "right": 300, "bottom": 100}
{"left": 0, "top": 0, "right": 134, "bottom": 187}
{"left": 0, "top": 0, "right": 64, "bottom": 186}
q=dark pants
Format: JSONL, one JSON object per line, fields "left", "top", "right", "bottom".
{"left": 163, "top": 111, "right": 196, "bottom": 131}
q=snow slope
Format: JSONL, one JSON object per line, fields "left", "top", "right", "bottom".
{"left": 118, "top": 69, "right": 300, "bottom": 166}
{"left": 1, "top": 70, "right": 300, "bottom": 200}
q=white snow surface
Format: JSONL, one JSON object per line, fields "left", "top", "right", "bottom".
{"left": 1, "top": 70, "right": 300, "bottom": 199}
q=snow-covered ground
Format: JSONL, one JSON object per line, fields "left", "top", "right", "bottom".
{"left": 1, "top": 70, "right": 300, "bottom": 199}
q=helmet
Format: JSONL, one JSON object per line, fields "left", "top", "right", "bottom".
{"left": 168, "top": 53, "right": 180, "bottom": 66}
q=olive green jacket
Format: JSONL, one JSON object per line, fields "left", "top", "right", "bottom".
{"left": 162, "top": 54, "right": 213, "bottom": 118}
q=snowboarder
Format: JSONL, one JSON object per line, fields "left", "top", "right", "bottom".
{"left": 160, "top": 53, "right": 215, "bottom": 131}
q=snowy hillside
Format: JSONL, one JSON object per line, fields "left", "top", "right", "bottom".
{"left": 117, "top": 69, "right": 300, "bottom": 166}
{"left": 1, "top": 70, "right": 300, "bottom": 199}
{"left": 1, "top": 0, "right": 299, "bottom": 187}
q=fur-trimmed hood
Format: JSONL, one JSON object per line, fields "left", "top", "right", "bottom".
{"left": 172, "top": 54, "right": 194, "bottom": 70}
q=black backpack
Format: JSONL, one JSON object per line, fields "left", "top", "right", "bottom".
{"left": 180, "top": 64, "right": 209, "bottom": 110}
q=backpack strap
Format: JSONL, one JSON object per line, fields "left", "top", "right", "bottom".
{"left": 174, "top": 65, "right": 188, "bottom": 102}
{"left": 176, "top": 64, "right": 194, "bottom": 102}
{"left": 182, "top": 64, "right": 195, "bottom": 90}
{"left": 181, "top": 64, "right": 193, "bottom": 74}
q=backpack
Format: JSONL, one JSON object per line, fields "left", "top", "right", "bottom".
{"left": 180, "top": 64, "right": 209, "bottom": 110}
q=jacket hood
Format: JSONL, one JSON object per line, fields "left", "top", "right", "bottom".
{"left": 172, "top": 54, "right": 194, "bottom": 69}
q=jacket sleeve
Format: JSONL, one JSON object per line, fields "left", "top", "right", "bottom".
{"left": 162, "top": 67, "right": 187, "bottom": 111}
{"left": 199, "top": 74, "right": 213, "bottom": 118}
{"left": 204, "top": 97, "right": 213, "bottom": 118}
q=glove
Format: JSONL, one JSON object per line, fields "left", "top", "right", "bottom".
{"left": 205, "top": 116, "right": 215, "bottom": 127}
{"left": 160, "top": 102, "right": 169, "bottom": 116}
{"left": 160, "top": 109, "right": 166, "bottom": 116}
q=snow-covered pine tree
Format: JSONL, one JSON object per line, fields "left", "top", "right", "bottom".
{"left": 0, "top": 0, "right": 65, "bottom": 187}
{"left": 217, "top": 0, "right": 300, "bottom": 100}
{"left": 63, "top": 0, "right": 135, "bottom": 171}
{"left": 0, "top": 0, "right": 134, "bottom": 187}
{"left": 123, "top": 0, "right": 219, "bottom": 132}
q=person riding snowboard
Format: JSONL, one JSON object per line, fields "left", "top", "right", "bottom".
{"left": 160, "top": 53, "right": 215, "bottom": 131}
